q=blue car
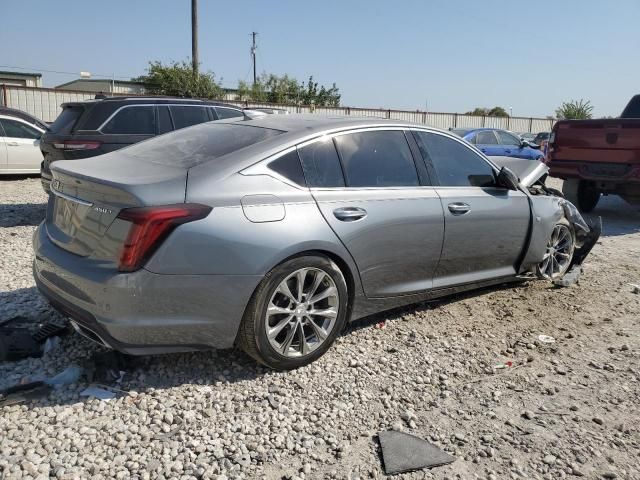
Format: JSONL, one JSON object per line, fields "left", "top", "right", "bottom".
{"left": 451, "top": 128, "right": 544, "bottom": 160}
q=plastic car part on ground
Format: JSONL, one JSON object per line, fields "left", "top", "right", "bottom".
{"left": 378, "top": 430, "right": 456, "bottom": 475}
{"left": 0, "top": 317, "right": 70, "bottom": 361}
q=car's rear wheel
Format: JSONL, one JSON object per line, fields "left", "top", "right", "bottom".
{"left": 536, "top": 219, "right": 575, "bottom": 280}
{"left": 562, "top": 179, "right": 600, "bottom": 212}
{"left": 237, "top": 255, "right": 348, "bottom": 370}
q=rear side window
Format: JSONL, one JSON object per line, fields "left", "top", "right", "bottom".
{"left": 298, "top": 139, "right": 345, "bottom": 188}
{"left": 215, "top": 107, "right": 244, "bottom": 119}
{"left": 170, "top": 106, "right": 210, "bottom": 130}
{"left": 124, "top": 123, "right": 284, "bottom": 168}
{"left": 414, "top": 132, "right": 495, "bottom": 188}
{"left": 475, "top": 131, "right": 498, "bottom": 144}
{"left": 496, "top": 131, "right": 521, "bottom": 145}
{"left": 0, "top": 119, "right": 41, "bottom": 139}
{"left": 269, "top": 151, "right": 306, "bottom": 186}
{"left": 334, "top": 130, "right": 419, "bottom": 188}
{"left": 49, "top": 106, "right": 83, "bottom": 134}
{"left": 102, "top": 106, "right": 156, "bottom": 134}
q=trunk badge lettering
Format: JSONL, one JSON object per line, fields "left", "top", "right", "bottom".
{"left": 51, "top": 179, "right": 62, "bottom": 192}
{"left": 94, "top": 207, "right": 113, "bottom": 214}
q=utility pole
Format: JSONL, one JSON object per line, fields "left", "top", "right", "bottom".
{"left": 192, "top": 0, "right": 199, "bottom": 75}
{"left": 251, "top": 32, "right": 258, "bottom": 85}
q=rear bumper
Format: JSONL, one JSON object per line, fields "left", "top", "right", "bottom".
{"left": 33, "top": 225, "right": 263, "bottom": 354}
{"left": 547, "top": 159, "right": 640, "bottom": 184}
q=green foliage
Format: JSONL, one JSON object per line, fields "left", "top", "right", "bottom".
{"left": 555, "top": 99, "right": 593, "bottom": 120}
{"left": 465, "top": 106, "right": 509, "bottom": 117}
{"left": 135, "top": 60, "right": 223, "bottom": 99}
{"left": 237, "top": 74, "right": 340, "bottom": 106}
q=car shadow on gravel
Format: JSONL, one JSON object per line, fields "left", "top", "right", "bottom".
{"left": 0, "top": 203, "right": 46, "bottom": 227}
{"left": 583, "top": 194, "right": 640, "bottom": 237}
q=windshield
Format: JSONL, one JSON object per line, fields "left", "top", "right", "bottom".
{"left": 123, "top": 122, "right": 284, "bottom": 168}
{"left": 451, "top": 129, "right": 471, "bottom": 137}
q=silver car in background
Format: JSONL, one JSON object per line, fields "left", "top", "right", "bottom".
{"left": 33, "top": 115, "right": 599, "bottom": 369}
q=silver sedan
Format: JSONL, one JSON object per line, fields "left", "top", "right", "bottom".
{"left": 33, "top": 116, "right": 599, "bottom": 369}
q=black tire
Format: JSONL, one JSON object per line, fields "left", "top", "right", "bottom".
{"left": 577, "top": 182, "right": 600, "bottom": 213}
{"left": 237, "top": 255, "right": 349, "bottom": 370}
{"left": 562, "top": 179, "right": 600, "bottom": 213}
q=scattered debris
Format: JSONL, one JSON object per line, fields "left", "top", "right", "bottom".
{"left": 0, "top": 382, "right": 52, "bottom": 407}
{"left": 45, "top": 365, "right": 83, "bottom": 387}
{"left": 538, "top": 335, "right": 556, "bottom": 344}
{"left": 375, "top": 321, "right": 386, "bottom": 329}
{"left": 0, "top": 318, "right": 70, "bottom": 361}
{"left": 494, "top": 361, "right": 513, "bottom": 370}
{"left": 80, "top": 386, "right": 116, "bottom": 401}
{"left": 554, "top": 265, "right": 582, "bottom": 287}
{"left": 629, "top": 283, "right": 640, "bottom": 294}
{"left": 378, "top": 430, "right": 455, "bottom": 475}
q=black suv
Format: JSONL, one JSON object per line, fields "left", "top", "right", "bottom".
{"left": 40, "top": 97, "right": 245, "bottom": 192}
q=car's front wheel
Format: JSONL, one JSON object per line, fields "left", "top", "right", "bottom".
{"left": 536, "top": 219, "right": 575, "bottom": 280}
{"left": 237, "top": 255, "right": 349, "bottom": 370}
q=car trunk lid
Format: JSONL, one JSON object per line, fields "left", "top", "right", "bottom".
{"left": 46, "top": 153, "right": 187, "bottom": 258}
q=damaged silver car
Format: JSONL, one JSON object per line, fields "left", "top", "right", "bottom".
{"left": 33, "top": 116, "right": 600, "bottom": 370}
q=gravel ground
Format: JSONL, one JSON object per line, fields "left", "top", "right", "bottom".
{"left": 1, "top": 176, "right": 639, "bottom": 480}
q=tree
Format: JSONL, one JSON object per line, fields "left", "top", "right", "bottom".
{"left": 237, "top": 74, "right": 340, "bottom": 106}
{"left": 555, "top": 99, "right": 593, "bottom": 120}
{"left": 135, "top": 60, "right": 223, "bottom": 99}
{"left": 465, "top": 106, "right": 509, "bottom": 117}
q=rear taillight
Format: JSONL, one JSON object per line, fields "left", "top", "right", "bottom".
{"left": 116, "top": 204, "right": 212, "bottom": 272}
{"left": 53, "top": 140, "right": 102, "bottom": 150}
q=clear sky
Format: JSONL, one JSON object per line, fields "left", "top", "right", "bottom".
{"left": 2, "top": 0, "right": 638, "bottom": 118}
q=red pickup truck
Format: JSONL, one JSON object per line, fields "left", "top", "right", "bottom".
{"left": 546, "top": 95, "right": 640, "bottom": 212}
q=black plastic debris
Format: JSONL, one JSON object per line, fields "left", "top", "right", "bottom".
{"left": 0, "top": 329, "right": 42, "bottom": 362}
{"left": 378, "top": 430, "right": 456, "bottom": 475}
{"left": 32, "top": 318, "right": 70, "bottom": 343}
{"left": 0, "top": 382, "right": 52, "bottom": 407}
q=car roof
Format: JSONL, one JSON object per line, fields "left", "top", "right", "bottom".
{"left": 218, "top": 114, "right": 428, "bottom": 137}
{"left": 0, "top": 106, "right": 48, "bottom": 127}
{"left": 60, "top": 97, "right": 240, "bottom": 109}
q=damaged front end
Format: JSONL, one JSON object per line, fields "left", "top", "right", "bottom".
{"left": 489, "top": 156, "right": 602, "bottom": 286}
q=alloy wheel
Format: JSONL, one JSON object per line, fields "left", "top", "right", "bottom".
{"left": 265, "top": 267, "right": 340, "bottom": 358}
{"left": 538, "top": 224, "right": 574, "bottom": 280}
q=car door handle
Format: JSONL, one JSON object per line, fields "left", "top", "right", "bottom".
{"left": 333, "top": 207, "right": 367, "bottom": 222}
{"left": 6, "top": 142, "right": 20, "bottom": 146}
{"left": 505, "top": 149, "right": 511, "bottom": 154}
{"left": 448, "top": 202, "right": 470, "bottom": 215}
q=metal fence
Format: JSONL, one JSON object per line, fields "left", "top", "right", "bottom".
{"left": 1, "top": 85, "right": 555, "bottom": 133}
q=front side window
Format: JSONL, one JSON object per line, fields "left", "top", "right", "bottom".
{"left": 298, "top": 138, "right": 345, "bottom": 188}
{"left": 414, "top": 132, "right": 496, "bottom": 188}
{"left": 215, "top": 107, "right": 244, "bottom": 119}
{"left": 333, "top": 130, "right": 419, "bottom": 188}
{"left": 169, "top": 106, "right": 210, "bottom": 130}
{"left": 497, "top": 131, "right": 521, "bottom": 145}
{"left": 102, "top": 106, "right": 156, "bottom": 134}
{"left": 0, "top": 119, "right": 41, "bottom": 139}
{"left": 475, "top": 130, "right": 498, "bottom": 144}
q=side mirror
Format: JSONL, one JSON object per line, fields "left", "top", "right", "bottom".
{"left": 496, "top": 166, "right": 520, "bottom": 190}
{"left": 520, "top": 140, "right": 530, "bottom": 148}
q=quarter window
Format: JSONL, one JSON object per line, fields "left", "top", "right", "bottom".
{"left": 169, "top": 106, "right": 210, "bottom": 130}
{"left": 269, "top": 150, "right": 306, "bottom": 186}
{"left": 215, "top": 107, "right": 244, "bottom": 119}
{"left": 298, "top": 138, "right": 345, "bottom": 188}
{"left": 414, "top": 132, "right": 496, "bottom": 188}
{"left": 0, "top": 118, "right": 41, "bottom": 139}
{"left": 102, "top": 106, "right": 156, "bottom": 134}
{"left": 475, "top": 130, "right": 498, "bottom": 144}
{"left": 496, "top": 131, "right": 521, "bottom": 145}
{"left": 333, "top": 131, "right": 419, "bottom": 188}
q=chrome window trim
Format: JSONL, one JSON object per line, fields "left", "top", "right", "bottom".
{"left": 97, "top": 103, "right": 212, "bottom": 132}
{"left": 0, "top": 114, "right": 45, "bottom": 137}
{"left": 242, "top": 124, "right": 500, "bottom": 191}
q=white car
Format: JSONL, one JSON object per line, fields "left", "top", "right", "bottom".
{"left": 0, "top": 114, "right": 45, "bottom": 174}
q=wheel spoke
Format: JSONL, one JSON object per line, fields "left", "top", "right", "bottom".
{"left": 277, "top": 282, "right": 297, "bottom": 303}
{"left": 299, "top": 323, "right": 309, "bottom": 356}
{"left": 267, "top": 304, "right": 294, "bottom": 316}
{"left": 281, "top": 321, "right": 298, "bottom": 354}
{"left": 308, "top": 307, "right": 338, "bottom": 319}
{"left": 308, "top": 317, "right": 329, "bottom": 341}
{"left": 308, "top": 286, "right": 338, "bottom": 305}
{"left": 295, "top": 269, "right": 307, "bottom": 301}
{"left": 268, "top": 315, "right": 294, "bottom": 340}
{"left": 308, "top": 271, "right": 326, "bottom": 298}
